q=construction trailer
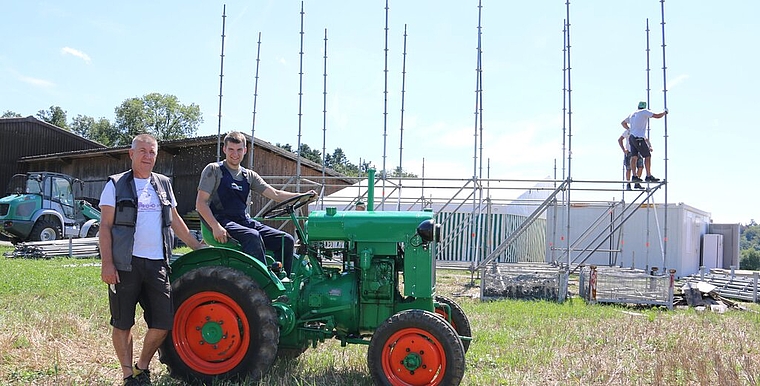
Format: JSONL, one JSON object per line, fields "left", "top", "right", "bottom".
{"left": 545, "top": 202, "right": 712, "bottom": 278}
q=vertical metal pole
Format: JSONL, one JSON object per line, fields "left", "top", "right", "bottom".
{"left": 645, "top": 19, "right": 652, "bottom": 271}
{"left": 321, "top": 28, "right": 328, "bottom": 209}
{"left": 216, "top": 5, "right": 227, "bottom": 162}
{"left": 471, "top": 0, "right": 484, "bottom": 268}
{"left": 660, "top": 0, "right": 670, "bottom": 269}
{"left": 561, "top": 19, "right": 567, "bottom": 183}
{"left": 295, "top": 2, "right": 305, "bottom": 192}
{"left": 381, "top": 0, "right": 390, "bottom": 210}
{"left": 564, "top": 1, "right": 573, "bottom": 269}
{"left": 396, "top": 25, "right": 408, "bottom": 211}
{"left": 249, "top": 32, "right": 262, "bottom": 170}
{"left": 472, "top": 0, "right": 482, "bottom": 181}
{"left": 555, "top": 18, "right": 567, "bottom": 265}
{"left": 667, "top": 269, "right": 675, "bottom": 310}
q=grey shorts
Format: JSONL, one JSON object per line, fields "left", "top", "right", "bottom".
{"left": 624, "top": 152, "right": 644, "bottom": 170}
{"left": 109, "top": 256, "right": 173, "bottom": 330}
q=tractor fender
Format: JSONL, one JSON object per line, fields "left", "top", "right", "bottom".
{"left": 79, "top": 219, "right": 99, "bottom": 237}
{"left": 31, "top": 209, "right": 64, "bottom": 228}
{"left": 169, "top": 246, "right": 286, "bottom": 300}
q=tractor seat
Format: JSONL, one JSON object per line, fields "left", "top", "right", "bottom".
{"left": 200, "top": 221, "right": 241, "bottom": 251}
{"left": 199, "top": 220, "right": 281, "bottom": 276}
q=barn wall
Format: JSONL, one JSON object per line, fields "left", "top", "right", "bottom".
{"left": 21, "top": 137, "right": 351, "bottom": 231}
{"left": 0, "top": 116, "right": 104, "bottom": 194}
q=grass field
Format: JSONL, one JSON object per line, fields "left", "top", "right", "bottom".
{"left": 1, "top": 245, "right": 759, "bottom": 385}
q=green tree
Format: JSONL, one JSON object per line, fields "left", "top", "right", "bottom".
{"left": 298, "top": 143, "right": 322, "bottom": 164}
{"left": 740, "top": 223, "right": 760, "bottom": 251}
{"left": 36, "top": 106, "right": 69, "bottom": 129}
{"left": 113, "top": 93, "right": 202, "bottom": 145}
{"left": 325, "top": 147, "right": 349, "bottom": 169}
{"left": 276, "top": 143, "right": 293, "bottom": 152}
{"left": 71, "top": 114, "right": 118, "bottom": 146}
{"left": 390, "top": 166, "right": 418, "bottom": 178}
{"left": 740, "top": 248, "right": 760, "bottom": 270}
{"left": 2, "top": 110, "right": 22, "bottom": 118}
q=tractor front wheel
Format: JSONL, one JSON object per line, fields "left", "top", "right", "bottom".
{"left": 30, "top": 217, "right": 61, "bottom": 242}
{"left": 159, "top": 266, "right": 279, "bottom": 384}
{"left": 85, "top": 223, "right": 99, "bottom": 238}
{"left": 435, "top": 295, "right": 472, "bottom": 353}
{"left": 368, "top": 309, "right": 465, "bottom": 386}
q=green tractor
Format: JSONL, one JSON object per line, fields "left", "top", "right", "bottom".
{"left": 159, "top": 169, "right": 472, "bottom": 385}
{"left": 0, "top": 172, "right": 100, "bottom": 243}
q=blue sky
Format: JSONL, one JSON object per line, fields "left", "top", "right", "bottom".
{"left": 1, "top": 1, "right": 757, "bottom": 224}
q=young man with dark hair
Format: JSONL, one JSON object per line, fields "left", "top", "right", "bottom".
{"left": 196, "top": 131, "right": 316, "bottom": 274}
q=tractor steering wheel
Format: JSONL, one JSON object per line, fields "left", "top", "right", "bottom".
{"left": 262, "top": 192, "right": 316, "bottom": 219}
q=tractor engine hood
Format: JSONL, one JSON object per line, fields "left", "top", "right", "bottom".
{"left": 306, "top": 210, "right": 434, "bottom": 243}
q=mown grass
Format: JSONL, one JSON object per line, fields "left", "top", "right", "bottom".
{"left": 1, "top": 245, "right": 759, "bottom": 385}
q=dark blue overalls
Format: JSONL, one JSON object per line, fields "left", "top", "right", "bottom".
{"left": 211, "top": 162, "right": 294, "bottom": 273}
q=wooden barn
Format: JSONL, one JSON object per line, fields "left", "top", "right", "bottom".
{"left": 0, "top": 116, "right": 105, "bottom": 193}
{"left": 17, "top": 134, "right": 355, "bottom": 230}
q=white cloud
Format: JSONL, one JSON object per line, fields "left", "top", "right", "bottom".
{"left": 18, "top": 75, "right": 55, "bottom": 88}
{"left": 666, "top": 74, "right": 689, "bottom": 90}
{"left": 61, "top": 46, "right": 91, "bottom": 64}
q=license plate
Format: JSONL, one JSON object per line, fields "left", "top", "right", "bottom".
{"left": 322, "top": 240, "right": 345, "bottom": 249}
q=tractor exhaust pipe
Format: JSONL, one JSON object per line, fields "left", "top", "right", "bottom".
{"left": 367, "top": 168, "right": 375, "bottom": 212}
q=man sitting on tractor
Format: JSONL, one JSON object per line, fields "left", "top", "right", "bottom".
{"left": 195, "top": 131, "right": 316, "bottom": 275}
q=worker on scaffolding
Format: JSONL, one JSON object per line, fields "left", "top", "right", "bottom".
{"left": 618, "top": 128, "right": 646, "bottom": 190}
{"left": 620, "top": 101, "right": 668, "bottom": 184}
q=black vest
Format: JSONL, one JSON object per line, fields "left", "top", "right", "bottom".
{"left": 108, "top": 170, "right": 174, "bottom": 271}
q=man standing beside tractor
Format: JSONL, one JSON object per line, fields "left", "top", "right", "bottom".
{"left": 195, "top": 131, "right": 317, "bottom": 275}
{"left": 99, "top": 134, "right": 204, "bottom": 386}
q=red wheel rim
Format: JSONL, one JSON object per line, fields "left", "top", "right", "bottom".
{"left": 381, "top": 327, "right": 446, "bottom": 386}
{"left": 435, "top": 307, "right": 458, "bottom": 331}
{"left": 172, "top": 291, "right": 250, "bottom": 374}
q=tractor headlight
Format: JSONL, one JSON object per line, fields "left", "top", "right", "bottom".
{"left": 416, "top": 219, "right": 440, "bottom": 243}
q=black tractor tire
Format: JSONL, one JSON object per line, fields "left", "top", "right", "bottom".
{"left": 159, "top": 266, "right": 279, "bottom": 384}
{"left": 368, "top": 309, "right": 466, "bottom": 386}
{"left": 435, "top": 295, "right": 473, "bottom": 353}
{"left": 30, "top": 217, "right": 61, "bottom": 242}
{"left": 85, "top": 223, "right": 99, "bottom": 238}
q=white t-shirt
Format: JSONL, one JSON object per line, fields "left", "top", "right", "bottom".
{"left": 99, "top": 177, "right": 176, "bottom": 260}
{"left": 624, "top": 109, "right": 654, "bottom": 138}
{"left": 620, "top": 129, "right": 632, "bottom": 150}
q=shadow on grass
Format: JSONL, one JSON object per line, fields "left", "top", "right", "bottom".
{"left": 152, "top": 357, "right": 374, "bottom": 386}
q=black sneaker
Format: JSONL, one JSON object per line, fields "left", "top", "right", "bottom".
{"left": 645, "top": 175, "right": 660, "bottom": 182}
{"left": 626, "top": 183, "right": 632, "bottom": 191}
{"left": 133, "top": 364, "right": 151, "bottom": 385}
{"left": 634, "top": 183, "right": 644, "bottom": 190}
{"left": 123, "top": 376, "right": 141, "bottom": 386}
{"left": 631, "top": 176, "right": 643, "bottom": 182}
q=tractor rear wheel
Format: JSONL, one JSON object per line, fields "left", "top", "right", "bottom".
{"left": 435, "top": 295, "right": 472, "bottom": 353}
{"left": 159, "top": 266, "right": 279, "bottom": 384}
{"left": 30, "top": 217, "right": 61, "bottom": 242}
{"left": 368, "top": 309, "right": 465, "bottom": 386}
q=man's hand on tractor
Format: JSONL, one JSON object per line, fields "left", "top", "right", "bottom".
{"left": 213, "top": 223, "right": 229, "bottom": 243}
{"left": 306, "top": 190, "right": 319, "bottom": 202}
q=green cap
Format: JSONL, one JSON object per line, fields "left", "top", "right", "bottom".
{"left": 638, "top": 101, "right": 647, "bottom": 109}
